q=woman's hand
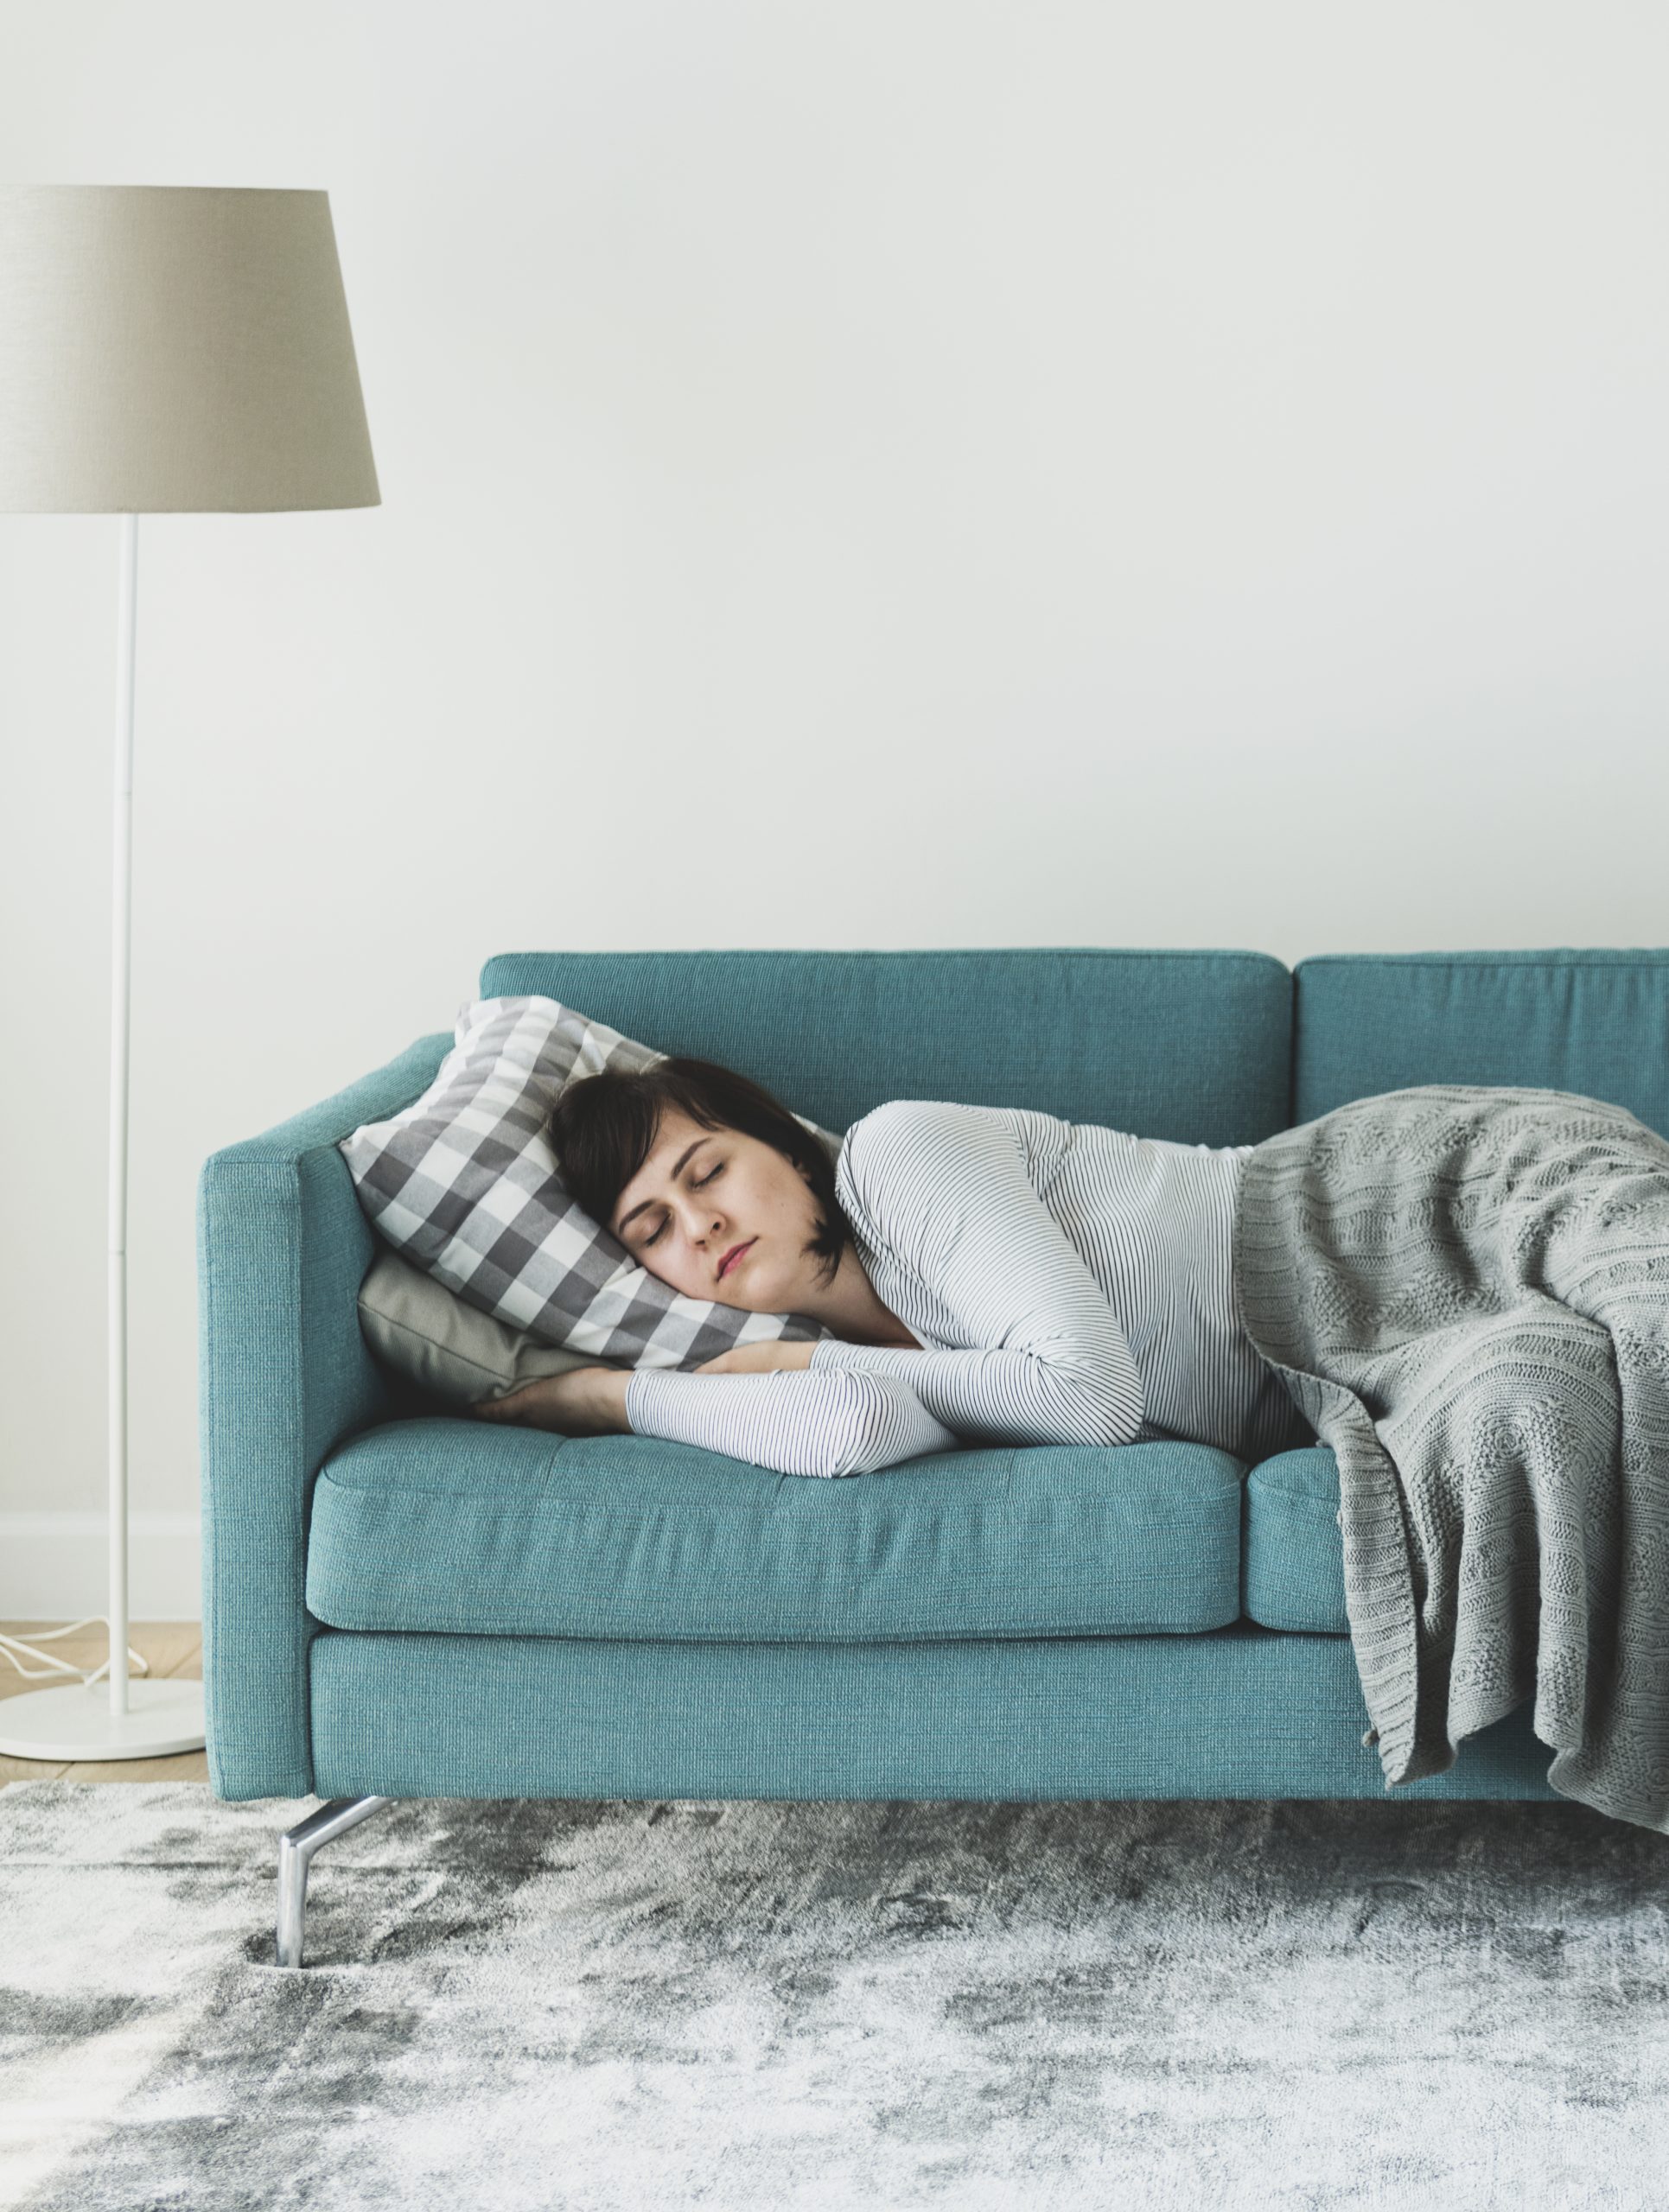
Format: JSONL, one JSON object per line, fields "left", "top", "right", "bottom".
{"left": 470, "top": 1366, "right": 630, "bottom": 1435}
{"left": 696, "top": 1341, "right": 819, "bottom": 1376}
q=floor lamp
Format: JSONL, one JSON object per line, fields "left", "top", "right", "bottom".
{"left": 0, "top": 187, "right": 379, "bottom": 1760}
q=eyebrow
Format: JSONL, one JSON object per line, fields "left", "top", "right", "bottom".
{"left": 616, "top": 1137, "right": 710, "bottom": 1235}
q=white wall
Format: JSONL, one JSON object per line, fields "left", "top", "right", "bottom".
{"left": 2, "top": 2, "right": 1666, "bottom": 1611}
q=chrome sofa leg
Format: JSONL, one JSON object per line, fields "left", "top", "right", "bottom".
{"left": 276, "top": 1796, "right": 394, "bottom": 1968}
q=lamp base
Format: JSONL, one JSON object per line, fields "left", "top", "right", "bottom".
{"left": 0, "top": 1676, "right": 205, "bottom": 1761}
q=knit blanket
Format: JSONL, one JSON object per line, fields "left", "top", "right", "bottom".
{"left": 1233, "top": 1082, "right": 1669, "bottom": 1834}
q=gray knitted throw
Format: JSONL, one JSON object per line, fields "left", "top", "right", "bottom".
{"left": 1233, "top": 1083, "right": 1669, "bottom": 1834}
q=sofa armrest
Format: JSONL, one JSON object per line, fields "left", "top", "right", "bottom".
{"left": 196, "top": 1032, "right": 451, "bottom": 1799}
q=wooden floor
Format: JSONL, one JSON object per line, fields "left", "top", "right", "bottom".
{"left": 0, "top": 1622, "right": 208, "bottom": 1783}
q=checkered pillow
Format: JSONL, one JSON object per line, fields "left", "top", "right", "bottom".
{"left": 339, "top": 996, "right": 842, "bottom": 1370}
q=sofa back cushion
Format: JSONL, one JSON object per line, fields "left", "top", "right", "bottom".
{"left": 478, "top": 948, "right": 1295, "bottom": 1146}
{"left": 1293, "top": 948, "right": 1669, "bottom": 1138}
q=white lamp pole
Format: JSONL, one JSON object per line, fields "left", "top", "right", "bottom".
{"left": 109, "top": 508, "right": 138, "bottom": 1723}
{"left": 0, "top": 186, "right": 379, "bottom": 1759}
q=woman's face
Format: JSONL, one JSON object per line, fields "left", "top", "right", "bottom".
{"left": 608, "top": 1105, "right": 825, "bottom": 1311}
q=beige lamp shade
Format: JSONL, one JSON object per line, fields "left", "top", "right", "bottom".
{"left": 0, "top": 184, "right": 379, "bottom": 512}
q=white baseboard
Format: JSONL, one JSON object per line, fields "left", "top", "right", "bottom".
{"left": 0, "top": 1514, "right": 201, "bottom": 1623}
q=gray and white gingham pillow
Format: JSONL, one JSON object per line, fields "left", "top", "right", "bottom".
{"left": 339, "top": 996, "right": 841, "bottom": 1371}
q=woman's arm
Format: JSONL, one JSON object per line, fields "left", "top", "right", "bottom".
{"left": 623, "top": 1364, "right": 960, "bottom": 1479}
{"left": 813, "top": 1099, "right": 1145, "bottom": 1448}
{"left": 472, "top": 1350, "right": 959, "bottom": 1478}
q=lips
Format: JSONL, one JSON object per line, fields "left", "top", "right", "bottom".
{"left": 717, "top": 1239, "right": 755, "bottom": 1281}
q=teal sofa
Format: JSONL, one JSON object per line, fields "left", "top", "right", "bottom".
{"left": 201, "top": 947, "right": 1669, "bottom": 1962}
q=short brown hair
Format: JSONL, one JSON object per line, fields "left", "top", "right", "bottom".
{"left": 547, "top": 1055, "right": 850, "bottom": 1285}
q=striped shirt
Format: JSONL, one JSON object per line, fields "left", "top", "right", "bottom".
{"left": 623, "top": 1097, "right": 1308, "bottom": 1479}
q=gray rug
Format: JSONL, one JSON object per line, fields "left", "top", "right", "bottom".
{"left": 3, "top": 1781, "right": 1667, "bottom": 2210}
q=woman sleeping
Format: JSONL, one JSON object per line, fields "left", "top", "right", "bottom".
{"left": 471, "top": 1054, "right": 1310, "bottom": 1478}
{"left": 471, "top": 1052, "right": 1669, "bottom": 1831}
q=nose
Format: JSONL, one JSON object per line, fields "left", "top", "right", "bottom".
{"left": 681, "top": 1194, "right": 725, "bottom": 1244}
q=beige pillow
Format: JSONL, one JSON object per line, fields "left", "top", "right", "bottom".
{"left": 357, "top": 1248, "right": 625, "bottom": 1408}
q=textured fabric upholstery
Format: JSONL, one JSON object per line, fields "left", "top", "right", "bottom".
{"left": 1294, "top": 948, "right": 1669, "bottom": 1135}
{"left": 306, "top": 1622, "right": 1562, "bottom": 1804}
{"left": 478, "top": 948, "right": 1294, "bottom": 1145}
{"left": 1241, "top": 1448, "right": 1348, "bottom": 1633}
{"left": 303, "top": 1418, "right": 1246, "bottom": 1643}
{"left": 196, "top": 1031, "right": 450, "bottom": 1798}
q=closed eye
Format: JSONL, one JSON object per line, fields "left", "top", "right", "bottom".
{"left": 642, "top": 1160, "right": 723, "bottom": 1248}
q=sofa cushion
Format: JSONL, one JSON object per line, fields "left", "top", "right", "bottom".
{"left": 305, "top": 1418, "right": 1246, "bottom": 1643}
{"left": 476, "top": 948, "right": 1294, "bottom": 1146}
{"left": 1242, "top": 1446, "right": 1348, "bottom": 1633}
{"left": 1293, "top": 948, "right": 1669, "bottom": 1138}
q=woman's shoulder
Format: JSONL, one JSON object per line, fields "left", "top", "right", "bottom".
{"left": 837, "top": 1099, "right": 1023, "bottom": 1211}
{"left": 843, "top": 1096, "right": 1063, "bottom": 1147}
{"left": 832, "top": 1103, "right": 984, "bottom": 1261}
{"left": 842, "top": 1096, "right": 1002, "bottom": 1156}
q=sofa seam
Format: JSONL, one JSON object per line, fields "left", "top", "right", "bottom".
{"left": 311, "top": 1466, "right": 1242, "bottom": 1528}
